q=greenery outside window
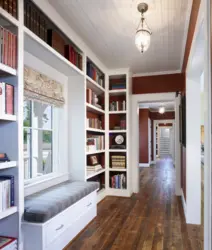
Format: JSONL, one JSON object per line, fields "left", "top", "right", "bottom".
{"left": 23, "top": 100, "right": 56, "bottom": 181}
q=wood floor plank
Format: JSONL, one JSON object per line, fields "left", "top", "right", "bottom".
{"left": 65, "top": 158, "right": 203, "bottom": 250}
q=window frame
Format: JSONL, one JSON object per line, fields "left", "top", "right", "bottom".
{"left": 23, "top": 99, "right": 58, "bottom": 185}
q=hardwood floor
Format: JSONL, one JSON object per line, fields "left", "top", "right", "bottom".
{"left": 65, "top": 158, "right": 203, "bottom": 250}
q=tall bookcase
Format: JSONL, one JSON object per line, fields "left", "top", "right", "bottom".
{"left": 0, "top": 1, "right": 132, "bottom": 249}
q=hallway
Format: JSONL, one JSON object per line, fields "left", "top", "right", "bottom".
{"left": 66, "top": 159, "right": 203, "bottom": 250}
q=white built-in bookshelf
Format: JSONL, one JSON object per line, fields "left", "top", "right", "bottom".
{"left": 0, "top": 0, "right": 132, "bottom": 249}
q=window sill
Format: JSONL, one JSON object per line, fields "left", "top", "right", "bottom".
{"left": 24, "top": 173, "right": 70, "bottom": 197}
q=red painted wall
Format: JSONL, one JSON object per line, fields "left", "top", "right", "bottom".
{"left": 139, "top": 109, "right": 149, "bottom": 163}
{"left": 133, "top": 74, "right": 185, "bottom": 95}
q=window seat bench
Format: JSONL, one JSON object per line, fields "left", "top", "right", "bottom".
{"left": 22, "top": 181, "right": 99, "bottom": 250}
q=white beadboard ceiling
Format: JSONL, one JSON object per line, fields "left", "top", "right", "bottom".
{"left": 48, "top": 0, "right": 192, "bottom": 74}
{"left": 139, "top": 101, "right": 175, "bottom": 111}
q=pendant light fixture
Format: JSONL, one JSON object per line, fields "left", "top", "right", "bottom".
{"left": 135, "top": 3, "right": 152, "bottom": 53}
{"left": 159, "top": 107, "right": 165, "bottom": 114}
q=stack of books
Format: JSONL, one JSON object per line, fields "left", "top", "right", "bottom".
{"left": 109, "top": 100, "right": 126, "bottom": 111}
{"left": 120, "top": 119, "right": 126, "bottom": 130}
{"left": 0, "top": 236, "right": 17, "bottom": 250}
{"left": 0, "top": 83, "right": 14, "bottom": 116}
{"left": 111, "top": 155, "right": 126, "bottom": 169}
{"left": 0, "top": 175, "right": 15, "bottom": 212}
{"left": 86, "top": 88, "right": 103, "bottom": 109}
{"left": 110, "top": 82, "right": 126, "bottom": 90}
{"left": 87, "top": 118, "right": 102, "bottom": 130}
{"left": 0, "top": 0, "right": 17, "bottom": 18}
{"left": 0, "top": 26, "right": 17, "bottom": 69}
{"left": 87, "top": 61, "right": 104, "bottom": 87}
{"left": 64, "top": 45, "right": 83, "bottom": 70}
{"left": 110, "top": 174, "right": 126, "bottom": 189}
{"left": 87, "top": 136, "right": 104, "bottom": 152}
{"left": 87, "top": 164, "right": 103, "bottom": 176}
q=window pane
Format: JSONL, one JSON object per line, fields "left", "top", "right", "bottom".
{"left": 33, "top": 101, "right": 52, "bottom": 130}
{"left": 24, "top": 128, "right": 32, "bottom": 180}
{"left": 42, "top": 130, "right": 53, "bottom": 175}
{"left": 23, "top": 100, "right": 31, "bottom": 127}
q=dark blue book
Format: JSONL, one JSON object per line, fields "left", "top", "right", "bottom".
{"left": 0, "top": 175, "right": 14, "bottom": 206}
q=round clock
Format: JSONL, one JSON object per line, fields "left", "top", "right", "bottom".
{"left": 115, "top": 135, "right": 124, "bottom": 145}
{"left": 111, "top": 134, "right": 126, "bottom": 149}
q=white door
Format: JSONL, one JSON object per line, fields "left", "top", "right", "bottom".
{"left": 159, "top": 127, "right": 171, "bottom": 158}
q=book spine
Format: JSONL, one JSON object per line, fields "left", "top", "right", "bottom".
{"left": 3, "top": 28, "right": 7, "bottom": 65}
{"left": 12, "top": 0, "right": 17, "bottom": 18}
{"left": 0, "top": 182, "right": 2, "bottom": 212}
{"left": 0, "top": 0, "right": 3, "bottom": 7}
{"left": 3, "top": 0, "right": 8, "bottom": 12}
{"left": 5, "top": 84, "right": 14, "bottom": 115}
{"left": 8, "top": 0, "right": 12, "bottom": 15}
{"left": 9, "top": 176, "right": 14, "bottom": 206}
{"left": 0, "top": 82, "right": 5, "bottom": 115}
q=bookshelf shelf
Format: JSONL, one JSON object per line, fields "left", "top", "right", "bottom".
{"left": 0, "top": 206, "right": 18, "bottom": 220}
{"left": 86, "top": 103, "right": 105, "bottom": 114}
{"left": 86, "top": 150, "right": 105, "bottom": 155}
{"left": 109, "top": 130, "right": 127, "bottom": 133}
{"left": 109, "top": 149, "right": 127, "bottom": 153}
{"left": 86, "top": 75, "right": 105, "bottom": 95}
{"left": 0, "top": 63, "right": 17, "bottom": 76}
{"left": 0, "top": 114, "right": 17, "bottom": 121}
{"left": 109, "top": 168, "right": 127, "bottom": 172}
{"left": 109, "top": 111, "right": 127, "bottom": 114}
{"left": 24, "top": 27, "right": 84, "bottom": 77}
{"left": 0, "top": 161, "right": 17, "bottom": 170}
{"left": 86, "top": 128, "right": 105, "bottom": 133}
{"left": 86, "top": 169, "right": 105, "bottom": 180}
{"left": 109, "top": 89, "right": 126, "bottom": 96}
{"left": 0, "top": 7, "right": 19, "bottom": 27}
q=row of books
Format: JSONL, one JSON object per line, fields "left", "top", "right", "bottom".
{"left": 87, "top": 164, "right": 103, "bottom": 176}
{"left": 110, "top": 101, "right": 126, "bottom": 111}
{"left": 0, "top": 0, "right": 17, "bottom": 18}
{"left": 111, "top": 155, "right": 126, "bottom": 169}
{"left": 0, "top": 236, "right": 17, "bottom": 250}
{"left": 86, "top": 88, "right": 103, "bottom": 110}
{"left": 87, "top": 136, "right": 105, "bottom": 152}
{"left": 112, "top": 119, "right": 126, "bottom": 130}
{"left": 0, "top": 83, "right": 14, "bottom": 115}
{"left": 24, "top": 0, "right": 83, "bottom": 70}
{"left": 0, "top": 175, "right": 14, "bottom": 212}
{"left": 110, "top": 174, "right": 126, "bottom": 189}
{"left": 110, "top": 83, "right": 126, "bottom": 90}
{"left": 87, "top": 61, "right": 104, "bottom": 87}
{"left": 0, "top": 27, "right": 17, "bottom": 69}
{"left": 64, "top": 45, "right": 83, "bottom": 70}
{"left": 24, "top": 0, "right": 48, "bottom": 42}
{"left": 87, "top": 118, "right": 102, "bottom": 130}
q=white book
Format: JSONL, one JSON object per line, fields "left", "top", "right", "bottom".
{"left": 1, "top": 180, "right": 10, "bottom": 210}
{"left": 3, "top": 241, "right": 17, "bottom": 250}
{"left": 0, "top": 182, "right": 2, "bottom": 212}
{"left": 0, "top": 82, "right": 5, "bottom": 116}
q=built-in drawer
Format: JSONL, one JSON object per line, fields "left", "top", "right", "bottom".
{"left": 44, "top": 191, "right": 96, "bottom": 246}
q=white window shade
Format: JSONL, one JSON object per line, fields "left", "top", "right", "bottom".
{"left": 24, "top": 66, "right": 65, "bottom": 107}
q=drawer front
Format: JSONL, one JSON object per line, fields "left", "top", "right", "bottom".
{"left": 44, "top": 191, "right": 97, "bottom": 246}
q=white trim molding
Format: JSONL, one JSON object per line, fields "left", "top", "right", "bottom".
{"left": 131, "top": 92, "right": 176, "bottom": 194}
{"left": 132, "top": 70, "right": 181, "bottom": 78}
{"left": 139, "top": 163, "right": 150, "bottom": 167}
{"left": 181, "top": 188, "right": 187, "bottom": 219}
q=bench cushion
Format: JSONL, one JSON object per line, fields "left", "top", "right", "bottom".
{"left": 24, "top": 181, "right": 99, "bottom": 223}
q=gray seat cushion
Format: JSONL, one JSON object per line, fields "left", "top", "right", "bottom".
{"left": 24, "top": 181, "right": 99, "bottom": 223}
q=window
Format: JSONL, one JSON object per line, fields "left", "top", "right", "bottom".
{"left": 23, "top": 100, "right": 56, "bottom": 181}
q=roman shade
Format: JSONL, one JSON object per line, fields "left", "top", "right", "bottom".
{"left": 24, "top": 66, "right": 65, "bottom": 107}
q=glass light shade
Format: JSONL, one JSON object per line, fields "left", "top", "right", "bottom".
{"left": 159, "top": 107, "right": 165, "bottom": 114}
{"left": 135, "top": 29, "right": 151, "bottom": 53}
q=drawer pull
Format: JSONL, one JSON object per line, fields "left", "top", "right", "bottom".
{"left": 87, "top": 202, "right": 92, "bottom": 207}
{"left": 56, "top": 224, "right": 64, "bottom": 231}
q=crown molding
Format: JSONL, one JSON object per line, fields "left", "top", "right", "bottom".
{"left": 132, "top": 70, "right": 181, "bottom": 78}
{"left": 180, "top": 0, "right": 193, "bottom": 71}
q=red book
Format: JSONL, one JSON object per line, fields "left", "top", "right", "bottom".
{"left": 3, "top": 29, "right": 8, "bottom": 66}
{"left": 12, "top": 34, "right": 17, "bottom": 69}
{"left": 8, "top": 31, "right": 11, "bottom": 67}
{"left": 0, "top": 236, "right": 17, "bottom": 249}
{"left": 5, "top": 84, "right": 14, "bottom": 115}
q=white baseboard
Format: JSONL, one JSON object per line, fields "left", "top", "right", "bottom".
{"left": 139, "top": 163, "right": 150, "bottom": 167}
{"left": 181, "top": 188, "right": 187, "bottom": 220}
